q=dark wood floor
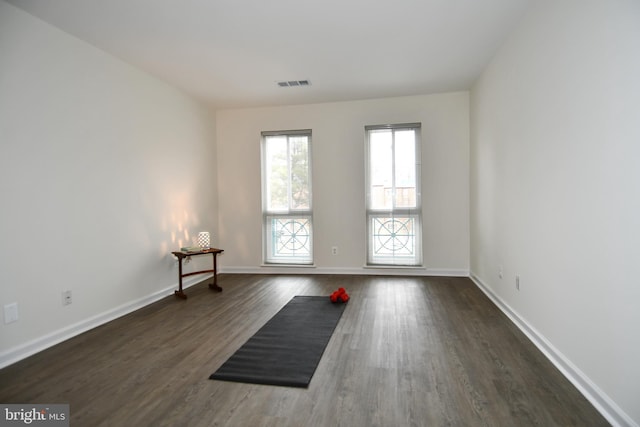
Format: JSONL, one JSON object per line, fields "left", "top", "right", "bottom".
{"left": 0, "top": 274, "right": 609, "bottom": 426}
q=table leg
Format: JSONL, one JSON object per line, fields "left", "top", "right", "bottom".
{"left": 174, "top": 257, "right": 187, "bottom": 299}
{"left": 208, "top": 252, "right": 223, "bottom": 292}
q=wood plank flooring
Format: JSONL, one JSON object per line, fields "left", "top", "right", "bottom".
{"left": 0, "top": 274, "right": 609, "bottom": 426}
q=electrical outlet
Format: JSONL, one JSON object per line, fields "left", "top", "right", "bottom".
{"left": 4, "top": 303, "right": 18, "bottom": 324}
{"left": 62, "top": 290, "right": 72, "bottom": 306}
{"left": 515, "top": 275, "right": 520, "bottom": 291}
{"left": 331, "top": 246, "right": 338, "bottom": 255}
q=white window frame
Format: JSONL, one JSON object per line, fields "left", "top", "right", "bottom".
{"left": 261, "top": 130, "right": 313, "bottom": 265}
{"left": 365, "top": 123, "right": 422, "bottom": 266}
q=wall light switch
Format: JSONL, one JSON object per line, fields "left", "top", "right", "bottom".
{"left": 4, "top": 302, "right": 18, "bottom": 324}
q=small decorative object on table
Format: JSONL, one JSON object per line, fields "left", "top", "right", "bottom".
{"left": 197, "top": 231, "right": 211, "bottom": 249}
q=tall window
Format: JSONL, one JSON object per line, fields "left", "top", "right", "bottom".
{"left": 366, "top": 123, "right": 422, "bottom": 266}
{"left": 262, "top": 130, "right": 313, "bottom": 264}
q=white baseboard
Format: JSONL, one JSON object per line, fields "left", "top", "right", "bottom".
{"left": 221, "top": 266, "right": 469, "bottom": 277}
{"left": 0, "top": 273, "right": 212, "bottom": 370}
{"left": 470, "top": 273, "right": 637, "bottom": 427}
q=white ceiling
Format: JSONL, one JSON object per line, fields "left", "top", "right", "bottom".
{"left": 7, "top": 0, "right": 531, "bottom": 109}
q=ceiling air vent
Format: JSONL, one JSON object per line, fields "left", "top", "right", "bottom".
{"left": 277, "top": 80, "right": 311, "bottom": 87}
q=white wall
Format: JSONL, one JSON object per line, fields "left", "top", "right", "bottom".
{"left": 216, "top": 93, "right": 470, "bottom": 275}
{"left": 470, "top": 0, "right": 640, "bottom": 425}
{"left": 0, "top": 1, "right": 218, "bottom": 366}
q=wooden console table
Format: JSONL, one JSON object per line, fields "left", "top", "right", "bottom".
{"left": 171, "top": 248, "right": 224, "bottom": 299}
